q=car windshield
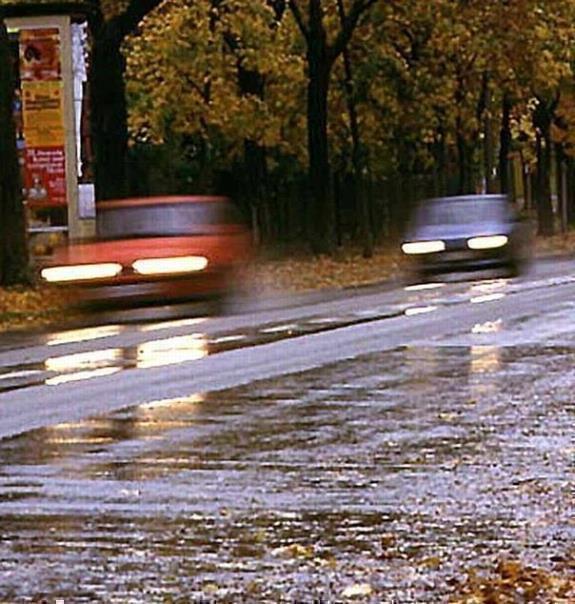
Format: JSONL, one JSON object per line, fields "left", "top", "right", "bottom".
{"left": 97, "top": 201, "right": 244, "bottom": 239}
{"left": 416, "top": 198, "right": 510, "bottom": 227}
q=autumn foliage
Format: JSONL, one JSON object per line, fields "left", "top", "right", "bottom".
{"left": 4, "top": 0, "right": 575, "bottom": 261}
{"left": 122, "top": 0, "right": 575, "bottom": 245}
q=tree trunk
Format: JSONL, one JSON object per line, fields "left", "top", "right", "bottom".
{"left": 89, "top": 24, "right": 128, "bottom": 201}
{"left": 0, "top": 20, "right": 29, "bottom": 285}
{"left": 522, "top": 158, "right": 532, "bottom": 212}
{"left": 290, "top": 0, "right": 378, "bottom": 254}
{"left": 456, "top": 124, "right": 473, "bottom": 194}
{"left": 337, "top": 0, "right": 372, "bottom": 257}
{"left": 555, "top": 144, "right": 567, "bottom": 232}
{"left": 244, "top": 139, "right": 269, "bottom": 241}
{"left": 432, "top": 126, "right": 448, "bottom": 196}
{"left": 236, "top": 64, "right": 270, "bottom": 243}
{"left": 535, "top": 131, "right": 554, "bottom": 235}
{"left": 533, "top": 96, "right": 558, "bottom": 235}
{"left": 499, "top": 94, "right": 512, "bottom": 194}
{"left": 567, "top": 157, "right": 575, "bottom": 225}
{"left": 307, "top": 40, "right": 335, "bottom": 254}
{"left": 482, "top": 83, "right": 496, "bottom": 193}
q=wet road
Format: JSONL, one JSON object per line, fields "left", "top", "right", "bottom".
{"left": 0, "top": 260, "right": 574, "bottom": 602}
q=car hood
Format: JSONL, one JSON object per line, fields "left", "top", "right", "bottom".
{"left": 404, "top": 222, "right": 512, "bottom": 242}
{"left": 46, "top": 234, "right": 252, "bottom": 267}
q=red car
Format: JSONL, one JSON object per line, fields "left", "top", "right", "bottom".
{"left": 40, "top": 196, "right": 253, "bottom": 309}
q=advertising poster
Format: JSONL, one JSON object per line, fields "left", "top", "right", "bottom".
{"left": 19, "top": 28, "right": 61, "bottom": 82}
{"left": 23, "top": 147, "right": 67, "bottom": 206}
{"left": 18, "top": 27, "right": 67, "bottom": 208}
{"left": 21, "top": 80, "right": 65, "bottom": 147}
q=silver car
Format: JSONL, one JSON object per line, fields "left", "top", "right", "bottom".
{"left": 401, "top": 194, "right": 533, "bottom": 280}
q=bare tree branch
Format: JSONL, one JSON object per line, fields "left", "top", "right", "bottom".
{"left": 267, "top": 0, "right": 287, "bottom": 21}
{"left": 105, "top": 0, "right": 164, "bottom": 44}
{"left": 288, "top": 0, "right": 310, "bottom": 41}
{"left": 330, "top": 0, "right": 378, "bottom": 63}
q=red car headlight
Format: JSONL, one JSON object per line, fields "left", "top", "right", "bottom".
{"left": 41, "top": 263, "right": 123, "bottom": 283}
{"left": 132, "top": 255, "right": 209, "bottom": 275}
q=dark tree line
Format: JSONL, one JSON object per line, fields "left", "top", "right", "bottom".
{"left": 0, "top": 18, "right": 28, "bottom": 285}
{"left": 87, "top": 0, "right": 164, "bottom": 201}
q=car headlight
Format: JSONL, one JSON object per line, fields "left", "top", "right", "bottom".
{"left": 467, "top": 235, "right": 508, "bottom": 250}
{"left": 132, "top": 255, "right": 209, "bottom": 275}
{"left": 41, "top": 263, "right": 123, "bottom": 283}
{"left": 401, "top": 240, "right": 446, "bottom": 255}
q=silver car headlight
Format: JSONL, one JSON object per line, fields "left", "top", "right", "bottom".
{"left": 132, "top": 255, "right": 209, "bottom": 275}
{"left": 41, "top": 263, "right": 123, "bottom": 283}
{"left": 467, "top": 235, "right": 508, "bottom": 250}
{"left": 401, "top": 240, "right": 446, "bottom": 255}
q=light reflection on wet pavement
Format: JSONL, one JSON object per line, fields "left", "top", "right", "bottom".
{"left": 0, "top": 343, "right": 573, "bottom": 602}
{"left": 0, "top": 277, "right": 520, "bottom": 394}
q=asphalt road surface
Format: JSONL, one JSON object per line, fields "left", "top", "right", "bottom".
{"left": 0, "top": 259, "right": 573, "bottom": 602}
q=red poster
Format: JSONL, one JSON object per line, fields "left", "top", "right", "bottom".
{"left": 23, "top": 147, "right": 66, "bottom": 207}
{"left": 19, "top": 29, "right": 61, "bottom": 82}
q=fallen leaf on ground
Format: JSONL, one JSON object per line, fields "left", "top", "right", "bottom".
{"left": 341, "top": 582, "right": 373, "bottom": 598}
{"left": 271, "top": 543, "right": 314, "bottom": 559}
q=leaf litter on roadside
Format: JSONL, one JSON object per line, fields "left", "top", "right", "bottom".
{"left": 451, "top": 557, "right": 575, "bottom": 603}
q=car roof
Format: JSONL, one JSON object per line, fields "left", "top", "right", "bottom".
{"left": 97, "top": 195, "right": 230, "bottom": 210}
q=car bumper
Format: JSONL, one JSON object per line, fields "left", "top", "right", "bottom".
{"left": 51, "top": 271, "right": 231, "bottom": 309}
{"left": 407, "top": 249, "right": 514, "bottom": 274}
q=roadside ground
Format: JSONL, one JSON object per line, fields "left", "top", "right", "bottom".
{"left": 0, "top": 231, "right": 574, "bottom": 333}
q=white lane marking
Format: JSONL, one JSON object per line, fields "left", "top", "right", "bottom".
{"left": 405, "top": 305, "right": 438, "bottom": 316}
{"left": 306, "top": 317, "right": 340, "bottom": 324}
{"left": 211, "top": 335, "right": 248, "bottom": 344}
{"left": 46, "top": 367, "right": 122, "bottom": 386}
{"left": 140, "top": 318, "right": 207, "bottom": 332}
{"left": 260, "top": 324, "right": 299, "bottom": 334}
{"left": 404, "top": 282, "right": 446, "bottom": 292}
{"left": 470, "top": 293, "right": 506, "bottom": 304}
